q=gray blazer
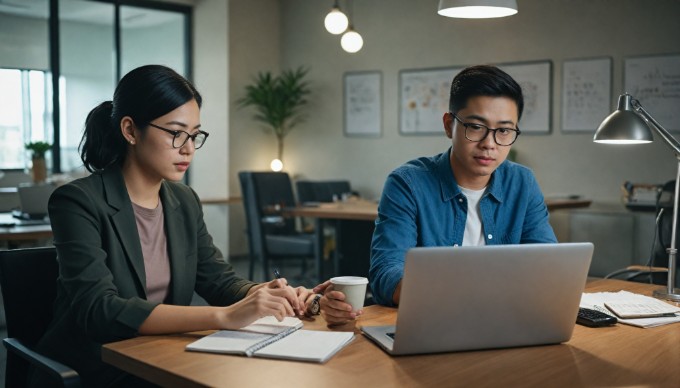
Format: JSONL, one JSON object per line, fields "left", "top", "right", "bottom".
{"left": 33, "top": 166, "right": 255, "bottom": 386}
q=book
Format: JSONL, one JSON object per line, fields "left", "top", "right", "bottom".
{"left": 186, "top": 316, "right": 355, "bottom": 363}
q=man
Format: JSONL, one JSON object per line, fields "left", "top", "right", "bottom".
{"left": 372, "top": 64, "right": 557, "bottom": 306}
{"left": 320, "top": 65, "right": 557, "bottom": 320}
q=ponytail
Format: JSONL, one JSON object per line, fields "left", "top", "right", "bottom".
{"left": 78, "top": 65, "right": 202, "bottom": 173}
{"left": 79, "top": 101, "right": 127, "bottom": 172}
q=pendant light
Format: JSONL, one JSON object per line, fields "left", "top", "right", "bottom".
{"left": 437, "top": 0, "right": 518, "bottom": 19}
{"left": 340, "top": 0, "right": 363, "bottom": 53}
{"left": 324, "top": 0, "right": 349, "bottom": 35}
{"left": 341, "top": 27, "right": 363, "bottom": 53}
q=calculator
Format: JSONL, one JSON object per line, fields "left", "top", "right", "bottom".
{"left": 576, "top": 307, "right": 618, "bottom": 327}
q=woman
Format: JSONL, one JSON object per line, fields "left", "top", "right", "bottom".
{"left": 31, "top": 65, "right": 312, "bottom": 387}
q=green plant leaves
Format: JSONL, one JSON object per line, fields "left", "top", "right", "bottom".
{"left": 237, "top": 67, "right": 311, "bottom": 138}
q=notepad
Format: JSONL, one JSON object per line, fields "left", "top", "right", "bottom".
{"left": 604, "top": 297, "right": 680, "bottom": 319}
{"left": 186, "top": 316, "right": 355, "bottom": 363}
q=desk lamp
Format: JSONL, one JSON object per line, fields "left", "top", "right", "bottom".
{"left": 594, "top": 93, "right": 680, "bottom": 301}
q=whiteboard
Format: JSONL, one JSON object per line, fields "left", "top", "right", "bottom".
{"left": 562, "top": 57, "right": 612, "bottom": 132}
{"left": 624, "top": 54, "right": 680, "bottom": 131}
{"left": 498, "top": 61, "right": 552, "bottom": 133}
{"left": 344, "top": 71, "right": 381, "bottom": 137}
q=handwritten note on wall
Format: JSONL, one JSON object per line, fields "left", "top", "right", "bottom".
{"left": 562, "top": 57, "right": 612, "bottom": 132}
{"left": 625, "top": 54, "right": 680, "bottom": 131}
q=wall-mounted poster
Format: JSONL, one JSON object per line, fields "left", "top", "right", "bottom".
{"left": 562, "top": 57, "right": 612, "bottom": 132}
{"left": 399, "top": 66, "right": 463, "bottom": 135}
{"left": 344, "top": 71, "right": 382, "bottom": 137}
{"left": 498, "top": 60, "right": 552, "bottom": 134}
{"left": 624, "top": 53, "right": 680, "bottom": 131}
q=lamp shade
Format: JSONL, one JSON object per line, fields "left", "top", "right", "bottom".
{"left": 438, "top": 0, "right": 518, "bottom": 18}
{"left": 593, "top": 94, "right": 653, "bottom": 144}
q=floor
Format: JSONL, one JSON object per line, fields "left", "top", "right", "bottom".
{"left": 0, "top": 254, "right": 318, "bottom": 387}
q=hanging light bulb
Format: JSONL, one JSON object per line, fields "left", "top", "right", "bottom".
{"left": 270, "top": 158, "right": 283, "bottom": 172}
{"left": 341, "top": 26, "right": 363, "bottom": 53}
{"left": 324, "top": 1, "right": 348, "bottom": 35}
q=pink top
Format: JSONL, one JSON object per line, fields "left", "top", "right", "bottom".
{"left": 132, "top": 200, "right": 171, "bottom": 303}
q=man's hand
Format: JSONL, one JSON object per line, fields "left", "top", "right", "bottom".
{"left": 313, "top": 280, "right": 362, "bottom": 325}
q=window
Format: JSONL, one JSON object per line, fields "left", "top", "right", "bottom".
{"left": 0, "top": 0, "right": 191, "bottom": 174}
{"left": 0, "top": 68, "right": 56, "bottom": 169}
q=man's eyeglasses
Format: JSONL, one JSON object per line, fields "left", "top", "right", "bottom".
{"left": 148, "top": 123, "right": 209, "bottom": 149}
{"left": 451, "top": 113, "right": 521, "bottom": 146}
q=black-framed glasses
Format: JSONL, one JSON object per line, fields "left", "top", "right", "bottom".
{"left": 451, "top": 113, "right": 521, "bottom": 146}
{"left": 148, "top": 123, "right": 209, "bottom": 149}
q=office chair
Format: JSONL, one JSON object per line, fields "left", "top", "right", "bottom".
{"left": 605, "top": 180, "right": 676, "bottom": 285}
{"left": 239, "top": 172, "right": 315, "bottom": 282}
{"left": 296, "top": 180, "right": 354, "bottom": 204}
{"left": 0, "top": 247, "right": 80, "bottom": 387}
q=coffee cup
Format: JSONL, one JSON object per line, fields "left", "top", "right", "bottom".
{"left": 330, "top": 276, "right": 368, "bottom": 313}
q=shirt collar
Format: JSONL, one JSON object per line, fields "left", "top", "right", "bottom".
{"left": 437, "top": 147, "right": 505, "bottom": 204}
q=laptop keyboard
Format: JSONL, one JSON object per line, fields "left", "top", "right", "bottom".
{"left": 386, "top": 332, "right": 395, "bottom": 339}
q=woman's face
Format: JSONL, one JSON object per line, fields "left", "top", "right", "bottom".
{"left": 126, "top": 99, "right": 202, "bottom": 183}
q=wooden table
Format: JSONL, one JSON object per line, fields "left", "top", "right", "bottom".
{"left": 283, "top": 198, "right": 592, "bottom": 282}
{"left": 102, "top": 278, "right": 680, "bottom": 387}
{"left": 285, "top": 198, "right": 592, "bottom": 221}
{"left": 0, "top": 213, "right": 52, "bottom": 248}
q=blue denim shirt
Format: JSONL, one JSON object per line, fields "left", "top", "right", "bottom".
{"left": 369, "top": 148, "right": 557, "bottom": 306}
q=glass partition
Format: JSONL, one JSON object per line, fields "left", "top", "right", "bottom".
{"left": 120, "top": 5, "right": 188, "bottom": 77}
{"left": 59, "top": 0, "right": 116, "bottom": 173}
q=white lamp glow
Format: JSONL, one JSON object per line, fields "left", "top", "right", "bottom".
{"left": 324, "top": 4, "right": 349, "bottom": 34}
{"left": 341, "top": 28, "right": 363, "bottom": 53}
{"left": 270, "top": 158, "right": 283, "bottom": 172}
{"left": 437, "top": 0, "right": 518, "bottom": 18}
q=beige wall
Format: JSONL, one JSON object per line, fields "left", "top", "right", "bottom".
{"left": 225, "top": 0, "right": 680, "bottom": 256}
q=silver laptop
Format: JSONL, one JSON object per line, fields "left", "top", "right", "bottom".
{"left": 362, "top": 242, "right": 593, "bottom": 355}
{"left": 13, "top": 183, "right": 56, "bottom": 220}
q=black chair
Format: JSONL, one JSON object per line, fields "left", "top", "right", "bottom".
{"left": 239, "top": 172, "right": 315, "bottom": 281}
{"left": 296, "top": 180, "right": 354, "bottom": 204}
{"left": 0, "top": 247, "right": 80, "bottom": 387}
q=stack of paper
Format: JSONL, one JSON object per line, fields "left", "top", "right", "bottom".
{"left": 581, "top": 291, "right": 680, "bottom": 328}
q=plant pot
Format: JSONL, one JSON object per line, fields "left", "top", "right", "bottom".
{"left": 32, "top": 157, "right": 47, "bottom": 183}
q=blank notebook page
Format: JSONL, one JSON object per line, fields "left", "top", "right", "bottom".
{"left": 253, "top": 330, "right": 354, "bottom": 363}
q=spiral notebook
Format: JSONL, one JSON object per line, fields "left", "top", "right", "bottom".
{"left": 186, "top": 316, "right": 354, "bottom": 363}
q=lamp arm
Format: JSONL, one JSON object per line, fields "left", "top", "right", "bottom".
{"left": 633, "top": 100, "right": 680, "bottom": 156}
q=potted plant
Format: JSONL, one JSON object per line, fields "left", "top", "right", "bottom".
{"left": 25, "top": 141, "right": 52, "bottom": 183}
{"left": 237, "top": 67, "right": 311, "bottom": 170}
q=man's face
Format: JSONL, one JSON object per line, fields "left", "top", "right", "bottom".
{"left": 443, "top": 95, "right": 518, "bottom": 190}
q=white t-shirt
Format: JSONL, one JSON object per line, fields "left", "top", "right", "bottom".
{"left": 459, "top": 186, "right": 487, "bottom": 246}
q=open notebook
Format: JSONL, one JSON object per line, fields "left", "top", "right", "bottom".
{"left": 186, "top": 316, "right": 354, "bottom": 363}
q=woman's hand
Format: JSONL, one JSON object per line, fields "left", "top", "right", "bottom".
{"left": 313, "top": 280, "right": 362, "bottom": 325}
{"left": 219, "top": 278, "right": 303, "bottom": 330}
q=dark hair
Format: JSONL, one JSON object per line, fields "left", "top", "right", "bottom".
{"left": 79, "top": 64, "right": 202, "bottom": 172}
{"left": 448, "top": 65, "right": 524, "bottom": 121}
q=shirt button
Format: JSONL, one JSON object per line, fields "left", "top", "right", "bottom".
{"left": 458, "top": 198, "right": 463, "bottom": 203}
{"left": 454, "top": 244, "right": 459, "bottom": 247}
{"left": 488, "top": 234, "right": 493, "bottom": 240}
